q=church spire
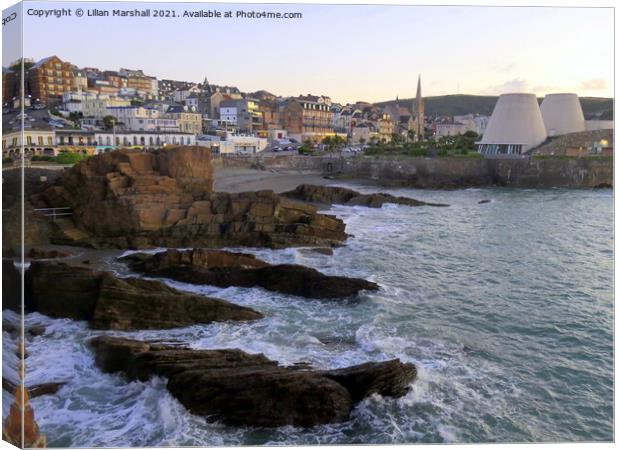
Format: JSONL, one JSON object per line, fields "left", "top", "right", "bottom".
{"left": 415, "top": 75, "right": 424, "bottom": 141}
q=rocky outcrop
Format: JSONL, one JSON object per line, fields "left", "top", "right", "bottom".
{"left": 2, "top": 260, "right": 21, "bottom": 312}
{"left": 31, "top": 148, "right": 347, "bottom": 249}
{"left": 283, "top": 184, "right": 449, "bottom": 208}
{"left": 28, "top": 248, "right": 72, "bottom": 259}
{"left": 24, "top": 261, "right": 262, "bottom": 329}
{"left": 120, "top": 249, "right": 379, "bottom": 299}
{"left": 2, "top": 379, "right": 65, "bottom": 399}
{"left": 90, "top": 336, "right": 417, "bottom": 427}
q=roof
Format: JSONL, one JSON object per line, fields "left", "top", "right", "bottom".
{"left": 220, "top": 100, "right": 238, "bottom": 108}
{"left": 32, "top": 56, "right": 57, "bottom": 69}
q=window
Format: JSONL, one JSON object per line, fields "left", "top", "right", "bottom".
{"left": 47, "top": 137, "right": 53, "bottom": 145}
{"left": 27, "top": 136, "right": 32, "bottom": 145}
{"left": 38, "top": 136, "right": 43, "bottom": 145}
{"left": 12, "top": 138, "right": 17, "bottom": 147}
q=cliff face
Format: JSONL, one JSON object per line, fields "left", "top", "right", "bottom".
{"left": 31, "top": 147, "right": 347, "bottom": 249}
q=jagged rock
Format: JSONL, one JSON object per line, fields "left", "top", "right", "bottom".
{"left": 26, "top": 262, "right": 100, "bottom": 320}
{"left": 33, "top": 148, "right": 348, "bottom": 249}
{"left": 283, "top": 184, "right": 449, "bottom": 208}
{"left": 89, "top": 336, "right": 417, "bottom": 427}
{"left": 28, "top": 248, "right": 72, "bottom": 259}
{"left": 321, "top": 360, "right": 416, "bottom": 402}
{"left": 25, "top": 261, "right": 263, "bottom": 330}
{"left": 2, "top": 204, "right": 60, "bottom": 252}
{"left": 120, "top": 249, "right": 378, "bottom": 299}
{"left": 2, "top": 260, "right": 22, "bottom": 312}
{"left": 478, "top": 199, "right": 491, "bottom": 204}
{"left": 310, "top": 247, "right": 334, "bottom": 256}
{"left": 2, "top": 379, "right": 65, "bottom": 399}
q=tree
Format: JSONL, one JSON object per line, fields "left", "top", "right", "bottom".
{"left": 103, "top": 115, "right": 116, "bottom": 130}
{"left": 391, "top": 133, "right": 405, "bottom": 145}
{"left": 407, "top": 129, "right": 416, "bottom": 143}
{"left": 69, "top": 111, "right": 82, "bottom": 122}
{"left": 463, "top": 130, "right": 478, "bottom": 139}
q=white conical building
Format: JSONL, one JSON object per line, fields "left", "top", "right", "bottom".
{"left": 540, "top": 93, "right": 585, "bottom": 137}
{"left": 478, "top": 93, "right": 547, "bottom": 155}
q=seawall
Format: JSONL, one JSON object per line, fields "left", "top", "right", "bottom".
{"left": 218, "top": 155, "right": 613, "bottom": 189}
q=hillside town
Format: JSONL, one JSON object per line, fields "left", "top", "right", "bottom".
{"left": 2, "top": 55, "right": 614, "bottom": 162}
{"left": 2, "top": 55, "right": 466, "bottom": 158}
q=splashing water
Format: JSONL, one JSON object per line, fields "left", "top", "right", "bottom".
{"left": 9, "top": 186, "right": 612, "bottom": 446}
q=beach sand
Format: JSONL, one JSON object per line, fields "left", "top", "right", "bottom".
{"left": 213, "top": 167, "right": 336, "bottom": 193}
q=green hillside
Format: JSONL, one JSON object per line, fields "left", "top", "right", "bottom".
{"left": 375, "top": 94, "right": 613, "bottom": 119}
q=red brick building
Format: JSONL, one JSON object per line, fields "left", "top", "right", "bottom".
{"left": 25, "top": 55, "right": 75, "bottom": 104}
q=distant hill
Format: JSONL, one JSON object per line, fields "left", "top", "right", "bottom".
{"left": 375, "top": 94, "right": 613, "bottom": 120}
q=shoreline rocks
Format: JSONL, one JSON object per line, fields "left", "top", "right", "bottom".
{"left": 283, "top": 184, "right": 449, "bottom": 208}
{"left": 120, "top": 248, "right": 379, "bottom": 299}
{"left": 2, "top": 379, "right": 66, "bottom": 399}
{"left": 31, "top": 148, "right": 348, "bottom": 250}
{"left": 22, "top": 261, "right": 263, "bottom": 330}
{"left": 90, "top": 336, "right": 417, "bottom": 427}
{"left": 28, "top": 248, "right": 72, "bottom": 259}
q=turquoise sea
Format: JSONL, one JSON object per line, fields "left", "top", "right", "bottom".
{"left": 4, "top": 186, "right": 613, "bottom": 446}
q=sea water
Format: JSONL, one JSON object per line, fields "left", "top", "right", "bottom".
{"left": 4, "top": 186, "right": 613, "bottom": 446}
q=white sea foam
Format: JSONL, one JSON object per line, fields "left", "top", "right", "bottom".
{"left": 12, "top": 187, "right": 614, "bottom": 445}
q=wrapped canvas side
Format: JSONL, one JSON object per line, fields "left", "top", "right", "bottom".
{"left": 2, "top": 2, "right": 45, "bottom": 448}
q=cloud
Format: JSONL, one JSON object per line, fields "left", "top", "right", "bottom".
{"left": 482, "top": 78, "right": 529, "bottom": 95}
{"left": 579, "top": 78, "right": 608, "bottom": 91}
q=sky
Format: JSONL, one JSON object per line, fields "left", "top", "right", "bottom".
{"left": 3, "top": 1, "right": 614, "bottom": 103}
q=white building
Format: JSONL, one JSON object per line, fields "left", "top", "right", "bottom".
{"left": 585, "top": 120, "right": 614, "bottom": 131}
{"left": 351, "top": 126, "right": 371, "bottom": 144}
{"left": 540, "top": 93, "right": 586, "bottom": 137}
{"left": 173, "top": 85, "right": 201, "bottom": 103}
{"left": 62, "top": 92, "right": 130, "bottom": 118}
{"left": 436, "top": 118, "right": 476, "bottom": 138}
{"left": 219, "top": 100, "right": 238, "bottom": 126}
{"left": 106, "top": 106, "right": 179, "bottom": 132}
{"left": 477, "top": 93, "right": 547, "bottom": 155}
{"left": 93, "top": 131, "right": 196, "bottom": 150}
{"left": 197, "top": 132, "right": 268, "bottom": 154}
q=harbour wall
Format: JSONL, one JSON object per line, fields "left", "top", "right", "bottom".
{"left": 218, "top": 154, "right": 613, "bottom": 189}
